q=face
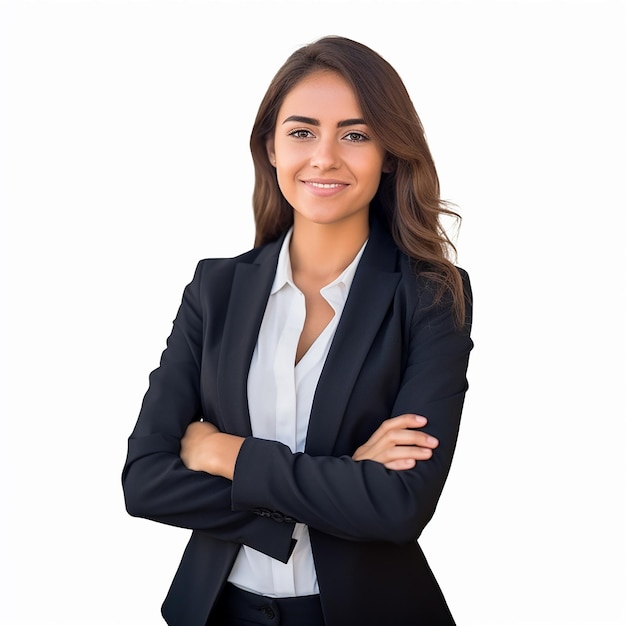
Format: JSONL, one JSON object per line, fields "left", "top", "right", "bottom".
{"left": 267, "top": 71, "right": 388, "bottom": 230}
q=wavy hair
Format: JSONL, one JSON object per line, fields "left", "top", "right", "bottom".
{"left": 249, "top": 36, "right": 467, "bottom": 326}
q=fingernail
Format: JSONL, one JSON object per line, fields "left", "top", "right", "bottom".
{"left": 415, "top": 415, "right": 427, "bottom": 423}
{"left": 427, "top": 436, "right": 438, "bottom": 446}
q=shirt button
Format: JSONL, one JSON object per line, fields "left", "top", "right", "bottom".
{"left": 260, "top": 605, "right": 276, "bottom": 619}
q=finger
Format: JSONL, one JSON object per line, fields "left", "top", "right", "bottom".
{"left": 362, "top": 427, "right": 438, "bottom": 456}
{"left": 354, "top": 429, "right": 438, "bottom": 463}
{"left": 381, "top": 447, "right": 433, "bottom": 469}
{"left": 368, "top": 442, "right": 435, "bottom": 465}
{"left": 384, "top": 429, "right": 439, "bottom": 449}
{"left": 366, "top": 414, "right": 428, "bottom": 447}
{"left": 389, "top": 445, "right": 434, "bottom": 461}
{"left": 383, "top": 414, "right": 428, "bottom": 429}
{"left": 384, "top": 459, "right": 417, "bottom": 470}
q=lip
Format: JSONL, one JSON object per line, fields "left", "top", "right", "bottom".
{"left": 301, "top": 178, "right": 349, "bottom": 197}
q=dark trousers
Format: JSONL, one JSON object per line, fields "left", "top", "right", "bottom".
{"left": 209, "top": 583, "right": 326, "bottom": 626}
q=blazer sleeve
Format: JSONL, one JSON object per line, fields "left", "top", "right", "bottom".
{"left": 121, "top": 261, "right": 295, "bottom": 563}
{"left": 230, "top": 270, "right": 473, "bottom": 544}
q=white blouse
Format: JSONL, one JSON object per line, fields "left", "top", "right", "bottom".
{"left": 227, "top": 228, "right": 366, "bottom": 597}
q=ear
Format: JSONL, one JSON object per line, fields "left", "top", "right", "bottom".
{"left": 266, "top": 137, "right": 276, "bottom": 167}
{"left": 382, "top": 153, "right": 395, "bottom": 174}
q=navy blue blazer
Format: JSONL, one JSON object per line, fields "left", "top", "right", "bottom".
{"left": 122, "top": 219, "right": 473, "bottom": 626}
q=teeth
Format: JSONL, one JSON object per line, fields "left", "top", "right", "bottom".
{"left": 309, "top": 182, "right": 342, "bottom": 188}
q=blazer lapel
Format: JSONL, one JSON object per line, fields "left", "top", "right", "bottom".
{"left": 216, "top": 237, "right": 284, "bottom": 437}
{"left": 305, "top": 222, "right": 401, "bottom": 455}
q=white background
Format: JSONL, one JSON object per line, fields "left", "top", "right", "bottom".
{"left": 1, "top": 1, "right": 624, "bottom": 624}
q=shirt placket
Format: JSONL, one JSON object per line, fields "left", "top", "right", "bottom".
{"left": 271, "top": 283, "right": 305, "bottom": 595}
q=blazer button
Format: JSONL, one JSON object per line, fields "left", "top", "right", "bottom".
{"left": 259, "top": 605, "right": 275, "bottom": 619}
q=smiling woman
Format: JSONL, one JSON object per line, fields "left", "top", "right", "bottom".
{"left": 267, "top": 71, "right": 389, "bottom": 235}
{"left": 122, "top": 35, "right": 473, "bottom": 626}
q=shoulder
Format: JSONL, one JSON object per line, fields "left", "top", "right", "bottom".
{"left": 397, "top": 253, "right": 470, "bottom": 297}
{"left": 394, "top": 254, "right": 472, "bottom": 334}
{"left": 365, "top": 221, "right": 471, "bottom": 321}
{"left": 368, "top": 218, "right": 471, "bottom": 294}
{"left": 194, "top": 246, "right": 261, "bottom": 280}
{"left": 191, "top": 237, "right": 283, "bottom": 286}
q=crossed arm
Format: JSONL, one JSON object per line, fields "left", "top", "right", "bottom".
{"left": 123, "top": 260, "right": 472, "bottom": 553}
{"left": 180, "top": 413, "right": 439, "bottom": 479}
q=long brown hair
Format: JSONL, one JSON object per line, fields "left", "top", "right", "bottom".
{"left": 249, "top": 36, "right": 467, "bottom": 325}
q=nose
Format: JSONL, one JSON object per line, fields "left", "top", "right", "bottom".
{"left": 310, "top": 137, "right": 340, "bottom": 170}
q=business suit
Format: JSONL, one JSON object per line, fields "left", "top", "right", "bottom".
{"left": 122, "top": 218, "right": 473, "bottom": 626}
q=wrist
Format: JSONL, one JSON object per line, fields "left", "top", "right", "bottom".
{"left": 209, "top": 433, "right": 245, "bottom": 480}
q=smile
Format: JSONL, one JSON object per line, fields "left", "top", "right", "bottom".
{"left": 307, "top": 181, "right": 346, "bottom": 189}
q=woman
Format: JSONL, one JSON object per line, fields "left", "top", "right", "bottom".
{"left": 122, "top": 35, "right": 473, "bottom": 626}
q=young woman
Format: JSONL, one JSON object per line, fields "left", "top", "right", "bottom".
{"left": 122, "top": 36, "right": 473, "bottom": 626}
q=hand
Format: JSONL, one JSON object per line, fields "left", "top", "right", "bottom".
{"left": 180, "top": 420, "right": 220, "bottom": 472}
{"left": 352, "top": 414, "right": 438, "bottom": 470}
{"left": 180, "top": 421, "right": 245, "bottom": 479}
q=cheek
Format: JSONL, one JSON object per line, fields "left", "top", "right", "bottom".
{"left": 274, "top": 148, "right": 308, "bottom": 189}
{"left": 361, "top": 162, "right": 385, "bottom": 191}
{"left": 274, "top": 167, "right": 298, "bottom": 203}
{"left": 357, "top": 152, "right": 385, "bottom": 179}
{"left": 274, "top": 152, "right": 300, "bottom": 181}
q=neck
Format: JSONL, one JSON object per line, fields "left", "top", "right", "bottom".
{"left": 289, "top": 215, "right": 369, "bottom": 283}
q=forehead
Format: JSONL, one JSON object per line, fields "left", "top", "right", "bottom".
{"left": 279, "top": 71, "right": 363, "bottom": 118}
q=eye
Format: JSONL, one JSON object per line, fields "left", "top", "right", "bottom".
{"left": 287, "top": 128, "right": 314, "bottom": 139}
{"left": 343, "top": 131, "right": 370, "bottom": 143}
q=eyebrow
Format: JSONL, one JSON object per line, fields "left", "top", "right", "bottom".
{"left": 281, "top": 115, "right": 367, "bottom": 128}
